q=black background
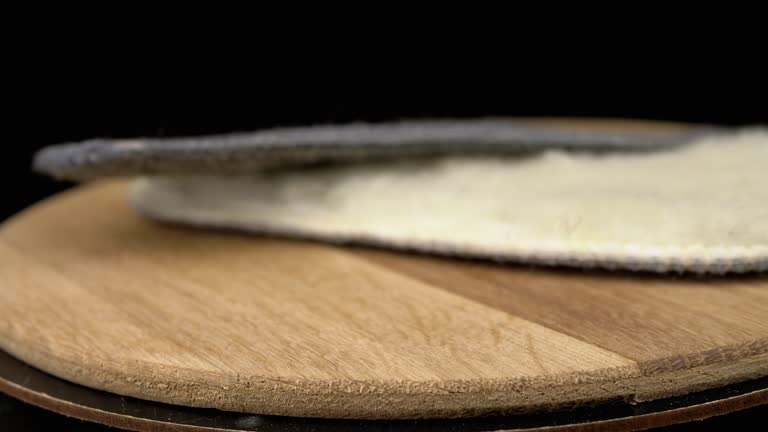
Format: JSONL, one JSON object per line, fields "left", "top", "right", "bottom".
{"left": 4, "top": 54, "right": 767, "bottom": 430}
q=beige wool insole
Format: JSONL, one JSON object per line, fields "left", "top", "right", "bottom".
{"left": 131, "top": 131, "right": 768, "bottom": 274}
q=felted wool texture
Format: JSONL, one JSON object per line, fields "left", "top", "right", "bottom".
{"left": 33, "top": 120, "right": 717, "bottom": 181}
{"left": 131, "top": 130, "right": 768, "bottom": 274}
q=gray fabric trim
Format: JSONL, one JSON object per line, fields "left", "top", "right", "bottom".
{"left": 33, "top": 120, "right": 722, "bottom": 181}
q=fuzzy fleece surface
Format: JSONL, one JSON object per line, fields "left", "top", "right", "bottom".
{"left": 131, "top": 130, "right": 768, "bottom": 274}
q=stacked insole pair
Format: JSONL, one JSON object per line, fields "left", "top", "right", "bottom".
{"left": 34, "top": 120, "right": 768, "bottom": 274}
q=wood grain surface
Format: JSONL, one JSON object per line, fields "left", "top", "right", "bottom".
{"left": 1, "top": 142, "right": 767, "bottom": 419}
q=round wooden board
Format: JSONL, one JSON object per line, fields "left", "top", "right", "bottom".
{"left": 2, "top": 349, "right": 767, "bottom": 432}
{"left": 1, "top": 142, "right": 768, "bottom": 419}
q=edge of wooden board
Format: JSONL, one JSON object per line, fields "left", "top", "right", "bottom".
{"left": 1, "top": 349, "right": 766, "bottom": 432}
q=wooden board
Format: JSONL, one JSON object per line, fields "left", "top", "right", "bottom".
{"left": 2, "top": 349, "right": 767, "bottom": 432}
{"left": 0, "top": 179, "right": 767, "bottom": 420}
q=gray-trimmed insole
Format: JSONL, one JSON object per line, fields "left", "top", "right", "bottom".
{"left": 33, "top": 120, "right": 720, "bottom": 181}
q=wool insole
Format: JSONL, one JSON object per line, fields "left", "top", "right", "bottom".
{"left": 130, "top": 130, "right": 768, "bottom": 274}
{"left": 33, "top": 120, "right": 715, "bottom": 181}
